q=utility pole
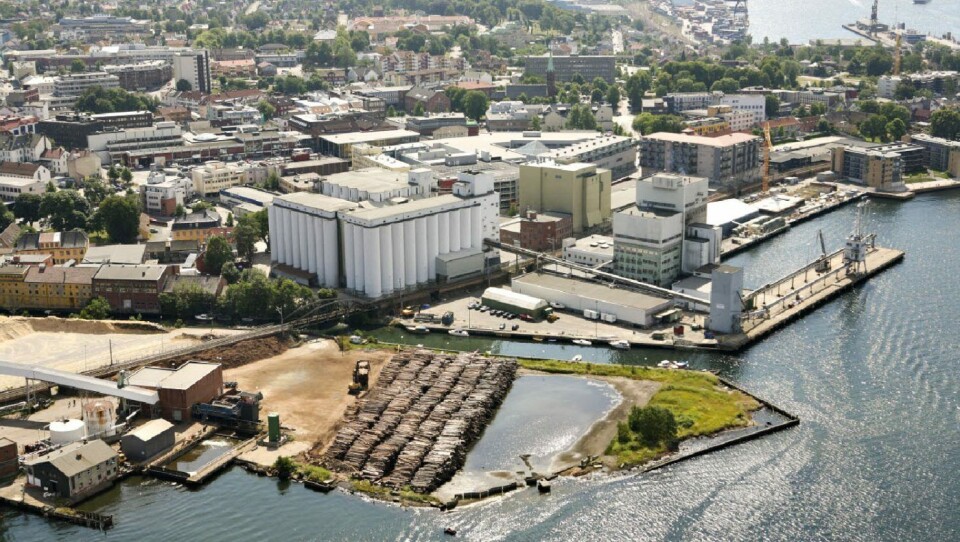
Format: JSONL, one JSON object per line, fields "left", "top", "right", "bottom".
{"left": 109, "top": 339, "right": 114, "bottom": 366}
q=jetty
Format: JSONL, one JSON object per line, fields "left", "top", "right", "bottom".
{"left": 325, "top": 350, "right": 516, "bottom": 493}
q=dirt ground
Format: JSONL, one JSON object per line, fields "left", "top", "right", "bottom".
{"left": 548, "top": 374, "right": 661, "bottom": 471}
{"left": 223, "top": 339, "right": 393, "bottom": 458}
{"left": 159, "top": 335, "right": 290, "bottom": 370}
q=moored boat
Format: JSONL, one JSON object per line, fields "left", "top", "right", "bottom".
{"left": 608, "top": 339, "right": 630, "bottom": 350}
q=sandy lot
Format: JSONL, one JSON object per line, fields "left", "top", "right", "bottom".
{"left": 0, "top": 318, "right": 249, "bottom": 391}
{"left": 224, "top": 339, "right": 393, "bottom": 455}
{"left": 549, "top": 374, "right": 661, "bottom": 471}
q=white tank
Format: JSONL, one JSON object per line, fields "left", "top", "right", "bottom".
{"left": 83, "top": 400, "right": 116, "bottom": 439}
{"left": 50, "top": 419, "right": 86, "bottom": 445}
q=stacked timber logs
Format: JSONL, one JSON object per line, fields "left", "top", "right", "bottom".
{"left": 325, "top": 350, "right": 517, "bottom": 494}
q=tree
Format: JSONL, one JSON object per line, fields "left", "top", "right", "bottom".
{"left": 176, "top": 79, "right": 192, "bottom": 92}
{"left": 627, "top": 406, "right": 678, "bottom": 447}
{"left": 605, "top": 86, "right": 621, "bottom": 108}
{"left": 256, "top": 100, "right": 276, "bottom": 120}
{"left": 860, "top": 115, "right": 888, "bottom": 141}
{"left": 765, "top": 95, "right": 781, "bottom": 117}
{"left": 79, "top": 297, "right": 111, "bottom": 320}
{"left": 263, "top": 172, "right": 280, "bottom": 191}
{"left": 95, "top": 194, "right": 142, "bottom": 243}
{"left": 221, "top": 262, "right": 241, "bottom": 284}
{"left": 120, "top": 168, "right": 133, "bottom": 185}
{"left": 710, "top": 77, "right": 740, "bottom": 93}
{"left": 0, "top": 208, "right": 13, "bottom": 232}
{"left": 930, "top": 108, "right": 960, "bottom": 140}
{"left": 159, "top": 282, "right": 216, "bottom": 320}
{"left": 204, "top": 236, "right": 233, "bottom": 275}
{"left": 81, "top": 177, "right": 109, "bottom": 206}
{"left": 566, "top": 104, "right": 597, "bottom": 130}
{"left": 70, "top": 59, "right": 85, "bottom": 73}
{"left": 816, "top": 118, "right": 833, "bottom": 134}
{"left": 413, "top": 101, "right": 425, "bottom": 116}
{"left": 463, "top": 91, "right": 489, "bottom": 121}
{"left": 107, "top": 164, "right": 120, "bottom": 182}
{"left": 273, "top": 456, "right": 295, "bottom": 480}
{"left": 886, "top": 118, "right": 907, "bottom": 142}
{"left": 632, "top": 113, "right": 685, "bottom": 135}
{"left": 233, "top": 216, "right": 259, "bottom": 262}
{"left": 531, "top": 116, "right": 542, "bottom": 131}
{"left": 40, "top": 190, "right": 89, "bottom": 231}
{"left": 174, "top": 203, "right": 187, "bottom": 218}
{"left": 225, "top": 213, "right": 234, "bottom": 227}
{"left": 14, "top": 193, "right": 42, "bottom": 223}
{"left": 242, "top": 11, "right": 269, "bottom": 30}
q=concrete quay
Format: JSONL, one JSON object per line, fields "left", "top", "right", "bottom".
{"left": 721, "top": 246, "right": 904, "bottom": 350}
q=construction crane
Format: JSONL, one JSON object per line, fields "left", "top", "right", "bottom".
{"left": 870, "top": 0, "right": 879, "bottom": 34}
{"left": 893, "top": 31, "right": 902, "bottom": 76}
{"left": 762, "top": 121, "right": 772, "bottom": 194}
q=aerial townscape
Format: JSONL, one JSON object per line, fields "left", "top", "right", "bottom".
{"left": 0, "top": 0, "right": 958, "bottom": 539}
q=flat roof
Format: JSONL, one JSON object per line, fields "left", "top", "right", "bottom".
{"left": 127, "top": 367, "right": 174, "bottom": 388}
{"left": 127, "top": 418, "right": 174, "bottom": 441}
{"left": 159, "top": 361, "right": 220, "bottom": 390}
{"left": 706, "top": 199, "right": 758, "bottom": 226}
{"left": 322, "top": 168, "right": 412, "bottom": 191}
{"left": 513, "top": 273, "right": 671, "bottom": 310}
{"left": 275, "top": 192, "right": 358, "bottom": 213}
{"left": 568, "top": 234, "right": 614, "bottom": 255}
{"left": 342, "top": 194, "right": 470, "bottom": 222}
{"left": 94, "top": 264, "right": 168, "bottom": 282}
{"left": 82, "top": 244, "right": 146, "bottom": 265}
{"left": 319, "top": 130, "right": 420, "bottom": 145}
{"left": 222, "top": 185, "right": 276, "bottom": 204}
{"left": 643, "top": 131, "right": 760, "bottom": 147}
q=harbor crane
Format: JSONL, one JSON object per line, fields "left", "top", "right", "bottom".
{"left": 815, "top": 230, "right": 832, "bottom": 273}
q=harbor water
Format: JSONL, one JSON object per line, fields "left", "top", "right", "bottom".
{"left": 3, "top": 192, "right": 960, "bottom": 540}
{"left": 749, "top": 0, "right": 960, "bottom": 43}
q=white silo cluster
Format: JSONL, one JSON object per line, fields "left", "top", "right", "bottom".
{"left": 268, "top": 193, "right": 358, "bottom": 288}
{"left": 268, "top": 170, "right": 500, "bottom": 297}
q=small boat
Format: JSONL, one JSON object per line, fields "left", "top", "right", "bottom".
{"left": 532, "top": 336, "right": 544, "bottom": 342}
{"left": 657, "top": 360, "right": 672, "bottom": 368}
{"left": 409, "top": 325, "right": 430, "bottom": 334}
{"left": 609, "top": 339, "right": 630, "bottom": 350}
{"left": 194, "top": 313, "right": 214, "bottom": 322}
{"left": 913, "top": 0, "right": 929, "bottom": 4}
{"left": 444, "top": 527, "right": 458, "bottom": 536}
{"left": 304, "top": 479, "right": 336, "bottom": 493}
{"left": 674, "top": 361, "right": 689, "bottom": 369}
{"left": 572, "top": 339, "right": 592, "bottom": 346}
{"left": 571, "top": 355, "right": 583, "bottom": 362}
{"left": 448, "top": 329, "right": 470, "bottom": 337}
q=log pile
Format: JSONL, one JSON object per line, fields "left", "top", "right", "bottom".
{"left": 325, "top": 349, "right": 517, "bottom": 494}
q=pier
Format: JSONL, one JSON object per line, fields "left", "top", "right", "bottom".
{"left": 725, "top": 245, "right": 904, "bottom": 349}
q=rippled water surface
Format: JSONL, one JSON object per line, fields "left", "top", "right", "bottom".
{"left": 3, "top": 193, "right": 959, "bottom": 541}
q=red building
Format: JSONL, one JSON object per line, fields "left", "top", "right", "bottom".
{"left": 499, "top": 211, "right": 572, "bottom": 252}
{"left": 127, "top": 362, "right": 224, "bottom": 422}
{"left": 92, "top": 265, "right": 173, "bottom": 315}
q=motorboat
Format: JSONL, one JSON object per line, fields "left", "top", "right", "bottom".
{"left": 409, "top": 325, "right": 430, "bottom": 334}
{"left": 572, "top": 339, "right": 592, "bottom": 346}
{"left": 448, "top": 329, "right": 470, "bottom": 337}
{"left": 657, "top": 360, "right": 672, "bottom": 368}
{"left": 609, "top": 340, "right": 630, "bottom": 350}
{"left": 571, "top": 355, "right": 583, "bottom": 362}
{"left": 674, "top": 361, "right": 689, "bottom": 369}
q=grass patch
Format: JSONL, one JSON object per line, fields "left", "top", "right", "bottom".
{"left": 298, "top": 464, "right": 332, "bottom": 483}
{"left": 519, "top": 358, "right": 760, "bottom": 467}
{"left": 349, "top": 479, "right": 439, "bottom": 505}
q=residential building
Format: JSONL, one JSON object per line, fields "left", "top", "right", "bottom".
{"left": 499, "top": 210, "right": 572, "bottom": 252}
{"left": 171, "top": 210, "right": 223, "bottom": 243}
{"left": 0, "top": 162, "right": 50, "bottom": 202}
{"left": 24, "top": 439, "right": 118, "bottom": 502}
{"left": 539, "top": 134, "right": 637, "bottom": 179}
{"left": 211, "top": 59, "right": 257, "bottom": 79}
{"left": 831, "top": 146, "right": 907, "bottom": 192}
{"left": 0, "top": 266, "right": 30, "bottom": 311}
{"left": 0, "top": 133, "right": 47, "bottom": 163}
{"left": 518, "top": 161, "right": 612, "bottom": 233}
{"left": 142, "top": 172, "right": 193, "bottom": 216}
{"left": 191, "top": 161, "right": 252, "bottom": 197}
{"left": 909, "top": 133, "right": 960, "bottom": 178}
{"left": 22, "top": 266, "right": 97, "bottom": 310}
{"left": 405, "top": 87, "right": 451, "bottom": 113}
{"left": 524, "top": 54, "right": 617, "bottom": 83}
{"left": 92, "top": 264, "right": 174, "bottom": 314}
{"left": 639, "top": 132, "right": 762, "bottom": 188}
{"left": 103, "top": 61, "right": 172, "bottom": 91}
{"left": 53, "top": 72, "right": 120, "bottom": 97}
{"left": 173, "top": 50, "right": 212, "bottom": 94}
{"left": 15, "top": 231, "right": 87, "bottom": 264}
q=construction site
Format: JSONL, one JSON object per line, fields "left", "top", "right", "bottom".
{"left": 322, "top": 350, "right": 517, "bottom": 494}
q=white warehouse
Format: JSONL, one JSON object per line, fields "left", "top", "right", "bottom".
{"left": 268, "top": 192, "right": 358, "bottom": 288}
{"left": 340, "top": 172, "right": 500, "bottom": 298}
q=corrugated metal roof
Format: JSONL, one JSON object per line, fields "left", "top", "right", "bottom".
{"left": 127, "top": 419, "right": 174, "bottom": 442}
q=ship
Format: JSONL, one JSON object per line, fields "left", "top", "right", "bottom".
{"left": 912, "top": 0, "right": 930, "bottom": 4}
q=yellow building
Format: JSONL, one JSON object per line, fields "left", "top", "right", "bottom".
{"left": 171, "top": 210, "right": 228, "bottom": 243}
{"left": 23, "top": 266, "right": 97, "bottom": 310}
{"left": 0, "top": 266, "right": 28, "bottom": 311}
{"left": 518, "top": 161, "right": 611, "bottom": 233}
{"left": 14, "top": 231, "right": 89, "bottom": 265}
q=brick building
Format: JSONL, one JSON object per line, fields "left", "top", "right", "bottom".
{"left": 92, "top": 264, "right": 174, "bottom": 314}
{"left": 499, "top": 211, "right": 572, "bottom": 252}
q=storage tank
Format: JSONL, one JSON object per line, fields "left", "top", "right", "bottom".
{"left": 267, "top": 413, "right": 281, "bottom": 443}
{"left": 49, "top": 419, "right": 86, "bottom": 445}
{"left": 83, "top": 399, "right": 116, "bottom": 439}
